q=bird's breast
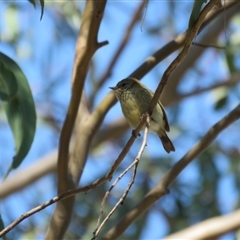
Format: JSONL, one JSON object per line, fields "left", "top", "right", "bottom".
{"left": 120, "top": 96, "right": 142, "bottom": 128}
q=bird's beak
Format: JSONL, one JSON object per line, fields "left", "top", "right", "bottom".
{"left": 109, "top": 86, "right": 117, "bottom": 90}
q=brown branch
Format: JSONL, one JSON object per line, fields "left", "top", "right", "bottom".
{"left": 148, "top": 0, "right": 221, "bottom": 117}
{"left": 88, "top": 1, "right": 145, "bottom": 108}
{"left": 93, "top": 115, "right": 150, "bottom": 239}
{"left": 57, "top": 0, "right": 108, "bottom": 193}
{"left": 46, "top": 1, "right": 108, "bottom": 239}
{"left": 164, "top": 209, "right": 240, "bottom": 239}
{"left": 192, "top": 41, "right": 226, "bottom": 49}
{"left": 103, "top": 104, "right": 240, "bottom": 239}
{"left": 174, "top": 72, "right": 240, "bottom": 104}
{"left": 0, "top": 150, "right": 57, "bottom": 199}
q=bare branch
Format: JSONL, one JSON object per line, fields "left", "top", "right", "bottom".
{"left": 192, "top": 41, "right": 225, "bottom": 49}
{"left": 174, "top": 73, "right": 240, "bottom": 104}
{"left": 0, "top": 150, "right": 57, "bottom": 199}
{"left": 57, "top": 0, "right": 107, "bottom": 193}
{"left": 103, "top": 104, "right": 240, "bottom": 239}
{"left": 164, "top": 209, "right": 240, "bottom": 239}
{"left": 46, "top": 1, "right": 108, "bottom": 239}
{"left": 93, "top": 114, "right": 150, "bottom": 239}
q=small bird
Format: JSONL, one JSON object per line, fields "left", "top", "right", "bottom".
{"left": 110, "top": 77, "right": 175, "bottom": 153}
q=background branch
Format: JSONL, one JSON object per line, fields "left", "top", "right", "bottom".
{"left": 164, "top": 209, "right": 240, "bottom": 239}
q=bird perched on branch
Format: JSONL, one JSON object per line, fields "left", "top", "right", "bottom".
{"left": 110, "top": 77, "right": 175, "bottom": 153}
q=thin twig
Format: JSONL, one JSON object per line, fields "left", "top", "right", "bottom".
{"left": 164, "top": 209, "right": 240, "bottom": 239}
{"left": 192, "top": 42, "right": 225, "bottom": 49}
{"left": 93, "top": 114, "right": 150, "bottom": 239}
{"left": 141, "top": 0, "right": 149, "bottom": 32}
{"left": 174, "top": 73, "right": 240, "bottom": 103}
{"left": 95, "top": 158, "right": 139, "bottom": 233}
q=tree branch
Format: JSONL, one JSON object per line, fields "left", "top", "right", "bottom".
{"left": 103, "top": 104, "right": 240, "bottom": 239}
{"left": 148, "top": 0, "right": 222, "bottom": 116}
{"left": 173, "top": 72, "right": 240, "bottom": 104}
{"left": 164, "top": 209, "right": 240, "bottom": 239}
{"left": 45, "top": 1, "right": 108, "bottom": 239}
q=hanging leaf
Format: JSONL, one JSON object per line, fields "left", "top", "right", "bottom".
{"left": 214, "top": 95, "right": 228, "bottom": 110}
{"left": 27, "top": 0, "right": 44, "bottom": 20}
{"left": 28, "top": 0, "right": 36, "bottom": 8}
{"left": 0, "top": 214, "right": 6, "bottom": 240}
{"left": 225, "top": 41, "right": 237, "bottom": 74}
{"left": 0, "top": 52, "right": 36, "bottom": 171}
{"left": 0, "top": 62, "right": 18, "bottom": 101}
{"left": 189, "top": 0, "right": 208, "bottom": 28}
{"left": 39, "top": 0, "right": 45, "bottom": 20}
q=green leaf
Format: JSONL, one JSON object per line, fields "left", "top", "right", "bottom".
{"left": 28, "top": 0, "right": 36, "bottom": 8}
{"left": 28, "top": 0, "right": 44, "bottom": 20}
{"left": 225, "top": 41, "right": 237, "bottom": 74}
{"left": 214, "top": 95, "right": 228, "bottom": 110}
{"left": 189, "top": 0, "right": 208, "bottom": 28}
{"left": 0, "top": 52, "right": 36, "bottom": 170}
{"left": 0, "top": 62, "right": 18, "bottom": 101}
{"left": 0, "top": 214, "right": 4, "bottom": 232}
{"left": 0, "top": 214, "right": 7, "bottom": 240}
{"left": 39, "top": 0, "right": 45, "bottom": 20}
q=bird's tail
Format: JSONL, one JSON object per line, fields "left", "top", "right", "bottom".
{"left": 158, "top": 132, "right": 175, "bottom": 153}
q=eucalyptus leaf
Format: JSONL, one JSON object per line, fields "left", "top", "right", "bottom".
{"left": 0, "top": 214, "right": 4, "bottom": 232}
{"left": 28, "top": 0, "right": 44, "bottom": 20}
{"left": 189, "top": 0, "right": 208, "bottom": 28}
{"left": 0, "top": 52, "right": 36, "bottom": 170}
{"left": 0, "top": 214, "right": 6, "bottom": 240}
{"left": 28, "top": 0, "right": 36, "bottom": 8}
{"left": 225, "top": 41, "right": 237, "bottom": 74}
{"left": 39, "top": 0, "right": 44, "bottom": 20}
{"left": 214, "top": 95, "right": 228, "bottom": 110}
{"left": 0, "top": 61, "right": 18, "bottom": 101}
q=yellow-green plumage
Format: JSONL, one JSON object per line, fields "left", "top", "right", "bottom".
{"left": 110, "top": 77, "right": 175, "bottom": 153}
